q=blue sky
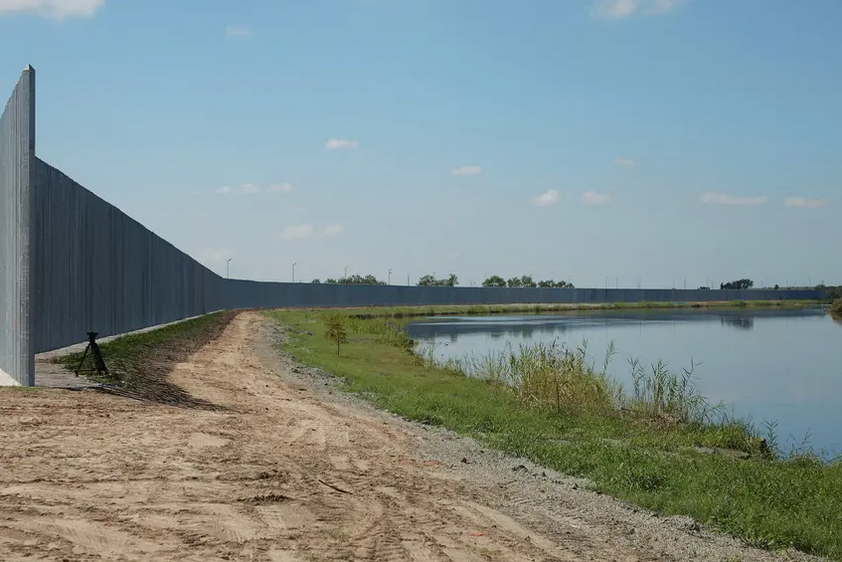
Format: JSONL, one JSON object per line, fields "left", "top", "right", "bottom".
{"left": 1, "top": 0, "right": 840, "bottom": 288}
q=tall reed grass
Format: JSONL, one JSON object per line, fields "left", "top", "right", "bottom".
{"left": 435, "top": 337, "right": 718, "bottom": 427}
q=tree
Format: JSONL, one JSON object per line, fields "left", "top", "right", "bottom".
{"left": 519, "top": 275, "right": 537, "bottom": 288}
{"left": 720, "top": 279, "right": 754, "bottom": 290}
{"left": 482, "top": 275, "right": 506, "bottom": 288}
{"left": 417, "top": 274, "right": 458, "bottom": 287}
{"left": 337, "top": 274, "right": 385, "bottom": 285}
{"left": 311, "top": 279, "right": 321, "bottom": 284}
{"left": 417, "top": 274, "right": 437, "bottom": 287}
{"left": 506, "top": 277, "right": 523, "bottom": 288}
{"left": 324, "top": 314, "right": 348, "bottom": 356}
{"left": 325, "top": 278, "right": 338, "bottom": 284}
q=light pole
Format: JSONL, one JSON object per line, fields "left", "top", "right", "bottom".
{"left": 344, "top": 266, "right": 348, "bottom": 281}
{"left": 292, "top": 262, "right": 297, "bottom": 283}
{"left": 388, "top": 269, "right": 392, "bottom": 285}
{"left": 226, "top": 258, "right": 232, "bottom": 279}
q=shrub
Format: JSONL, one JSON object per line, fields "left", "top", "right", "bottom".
{"left": 323, "top": 314, "right": 349, "bottom": 356}
{"left": 831, "top": 298, "right": 842, "bottom": 319}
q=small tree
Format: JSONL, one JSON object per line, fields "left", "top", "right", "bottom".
{"left": 324, "top": 314, "right": 349, "bottom": 356}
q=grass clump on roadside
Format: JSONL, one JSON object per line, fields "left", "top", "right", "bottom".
{"left": 268, "top": 307, "right": 842, "bottom": 560}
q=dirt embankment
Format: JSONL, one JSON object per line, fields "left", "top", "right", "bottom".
{"left": 0, "top": 312, "right": 824, "bottom": 561}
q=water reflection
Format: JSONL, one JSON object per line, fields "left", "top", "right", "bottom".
{"left": 407, "top": 308, "right": 824, "bottom": 340}
{"left": 406, "top": 307, "right": 841, "bottom": 458}
{"left": 720, "top": 316, "right": 755, "bottom": 330}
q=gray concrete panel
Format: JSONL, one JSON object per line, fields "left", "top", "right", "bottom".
{"left": 0, "top": 67, "right": 34, "bottom": 386}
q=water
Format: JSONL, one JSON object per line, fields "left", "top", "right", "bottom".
{"left": 406, "top": 308, "right": 842, "bottom": 458}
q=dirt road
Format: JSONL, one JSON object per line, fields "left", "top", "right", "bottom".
{"left": 0, "top": 313, "right": 818, "bottom": 561}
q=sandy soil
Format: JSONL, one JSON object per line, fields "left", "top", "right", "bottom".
{"left": 0, "top": 312, "right": 822, "bottom": 561}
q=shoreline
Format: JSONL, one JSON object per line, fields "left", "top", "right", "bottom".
{"left": 268, "top": 306, "right": 842, "bottom": 560}
{"left": 333, "top": 299, "right": 827, "bottom": 319}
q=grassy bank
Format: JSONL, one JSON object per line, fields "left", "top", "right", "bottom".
{"left": 268, "top": 308, "right": 842, "bottom": 560}
{"left": 318, "top": 299, "right": 825, "bottom": 321}
{"left": 56, "top": 312, "right": 234, "bottom": 408}
{"left": 831, "top": 298, "right": 842, "bottom": 319}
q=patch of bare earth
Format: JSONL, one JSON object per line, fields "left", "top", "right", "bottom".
{"left": 0, "top": 312, "right": 823, "bottom": 561}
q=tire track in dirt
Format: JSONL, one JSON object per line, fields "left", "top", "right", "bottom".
{"left": 0, "top": 311, "right": 803, "bottom": 561}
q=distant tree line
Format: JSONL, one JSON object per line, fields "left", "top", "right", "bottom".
{"left": 417, "top": 274, "right": 458, "bottom": 287}
{"left": 720, "top": 278, "right": 754, "bottom": 290}
{"left": 312, "top": 274, "right": 386, "bottom": 285}
{"left": 482, "top": 275, "right": 573, "bottom": 289}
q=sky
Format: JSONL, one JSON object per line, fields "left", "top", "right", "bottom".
{"left": 1, "top": 0, "right": 840, "bottom": 289}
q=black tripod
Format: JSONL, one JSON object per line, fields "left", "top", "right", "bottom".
{"left": 74, "top": 332, "right": 109, "bottom": 378}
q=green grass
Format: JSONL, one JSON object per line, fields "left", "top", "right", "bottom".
{"left": 321, "top": 299, "right": 824, "bottom": 322}
{"left": 830, "top": 298, "right": 842, "bottom": 319}
{"left": 56, "top": 313, "right": 233, "bottom": 411}
{"left": 58, "top": 312, "right": 228, "bottom": 381}
{"left": 267, "top": 308, "right": 842, "bottom": 560}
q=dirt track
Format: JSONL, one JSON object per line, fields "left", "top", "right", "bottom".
{"left": 0, "top": 313, "right": 819, "bottom": 561}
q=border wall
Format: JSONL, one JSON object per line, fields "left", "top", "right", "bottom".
{"left": 0, "top": 67, "right": 826, "bottom": 386}
{"left": 0, "top": 67, "right": 34, "bottom": 386}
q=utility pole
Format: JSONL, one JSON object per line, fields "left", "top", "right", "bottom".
{"left": 407, "top": 273, "right": 410, "bottom": 286}
{"left": 226, "top": 258, "right": 232, "bottom": 279}
{"left": 292, "top": 262, "right": 297, "bottom": 283}
{"left": 344, "top": 266, "right": 348, "bottom": 280}
{"left": 388, "top": 269, "right": 392, "bottom": 285}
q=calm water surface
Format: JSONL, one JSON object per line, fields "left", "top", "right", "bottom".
{"left": 406, "top": 308, "right": 842, "bottom": 457}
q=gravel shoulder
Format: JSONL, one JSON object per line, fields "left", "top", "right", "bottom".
{"left": 0, "top": 311, "right": 826, "bottom": 561}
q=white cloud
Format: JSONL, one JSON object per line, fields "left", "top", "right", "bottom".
{"left": 451, "top": 165, "right": 482, "bottom": 176}
{"left": 0, "top": 0, "right": 103, "bottom": 18}
{"left": 215, "top": 186, "right": 232, "bottom": 195}
{"left": 591, "top": 0, "right": 681, "bottom": 19}
{"left": 238, "top": 183, "right": 260, "bottom": 194}
{"left": 267, "top": 182, "right": 294, "bottom": 193}
{"left": 784, "top": 197, "right": 829, "bottom": 209}
{"left": 325, "top": 138, "right": 359, "bottom": 150}
{"left": 582, "top": 191, "right": 612, "bottom": 206}
{"left": 700, "top": 192, "right": 767, "bottom": 207}
{"left": 279, "top": 225, "right": 315, "bottom": 240}
{"left": 324, "top": 224, "right": 344, "bottom": 237}
{"left": 225, "top": 24, "right": 253, "bottom": 37}
{"left": 532, "top": 189, "right": 560, "bottom": 207}
{"left": 614, "top": 158, "right": 636, "bottom": 166}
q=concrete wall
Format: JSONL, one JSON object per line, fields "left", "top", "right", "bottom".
{"left": 0, "top": 67, "right": 34, "bottom": 386}
{"left": 31, "top": 158, "right": 228, "bottom": 354}
{"left": 0, "top": 65, "right": 828, "bottom": 386}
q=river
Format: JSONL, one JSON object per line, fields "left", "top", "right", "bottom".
{"left": 406, "top": 307, "right": 841, "bottom": 458}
